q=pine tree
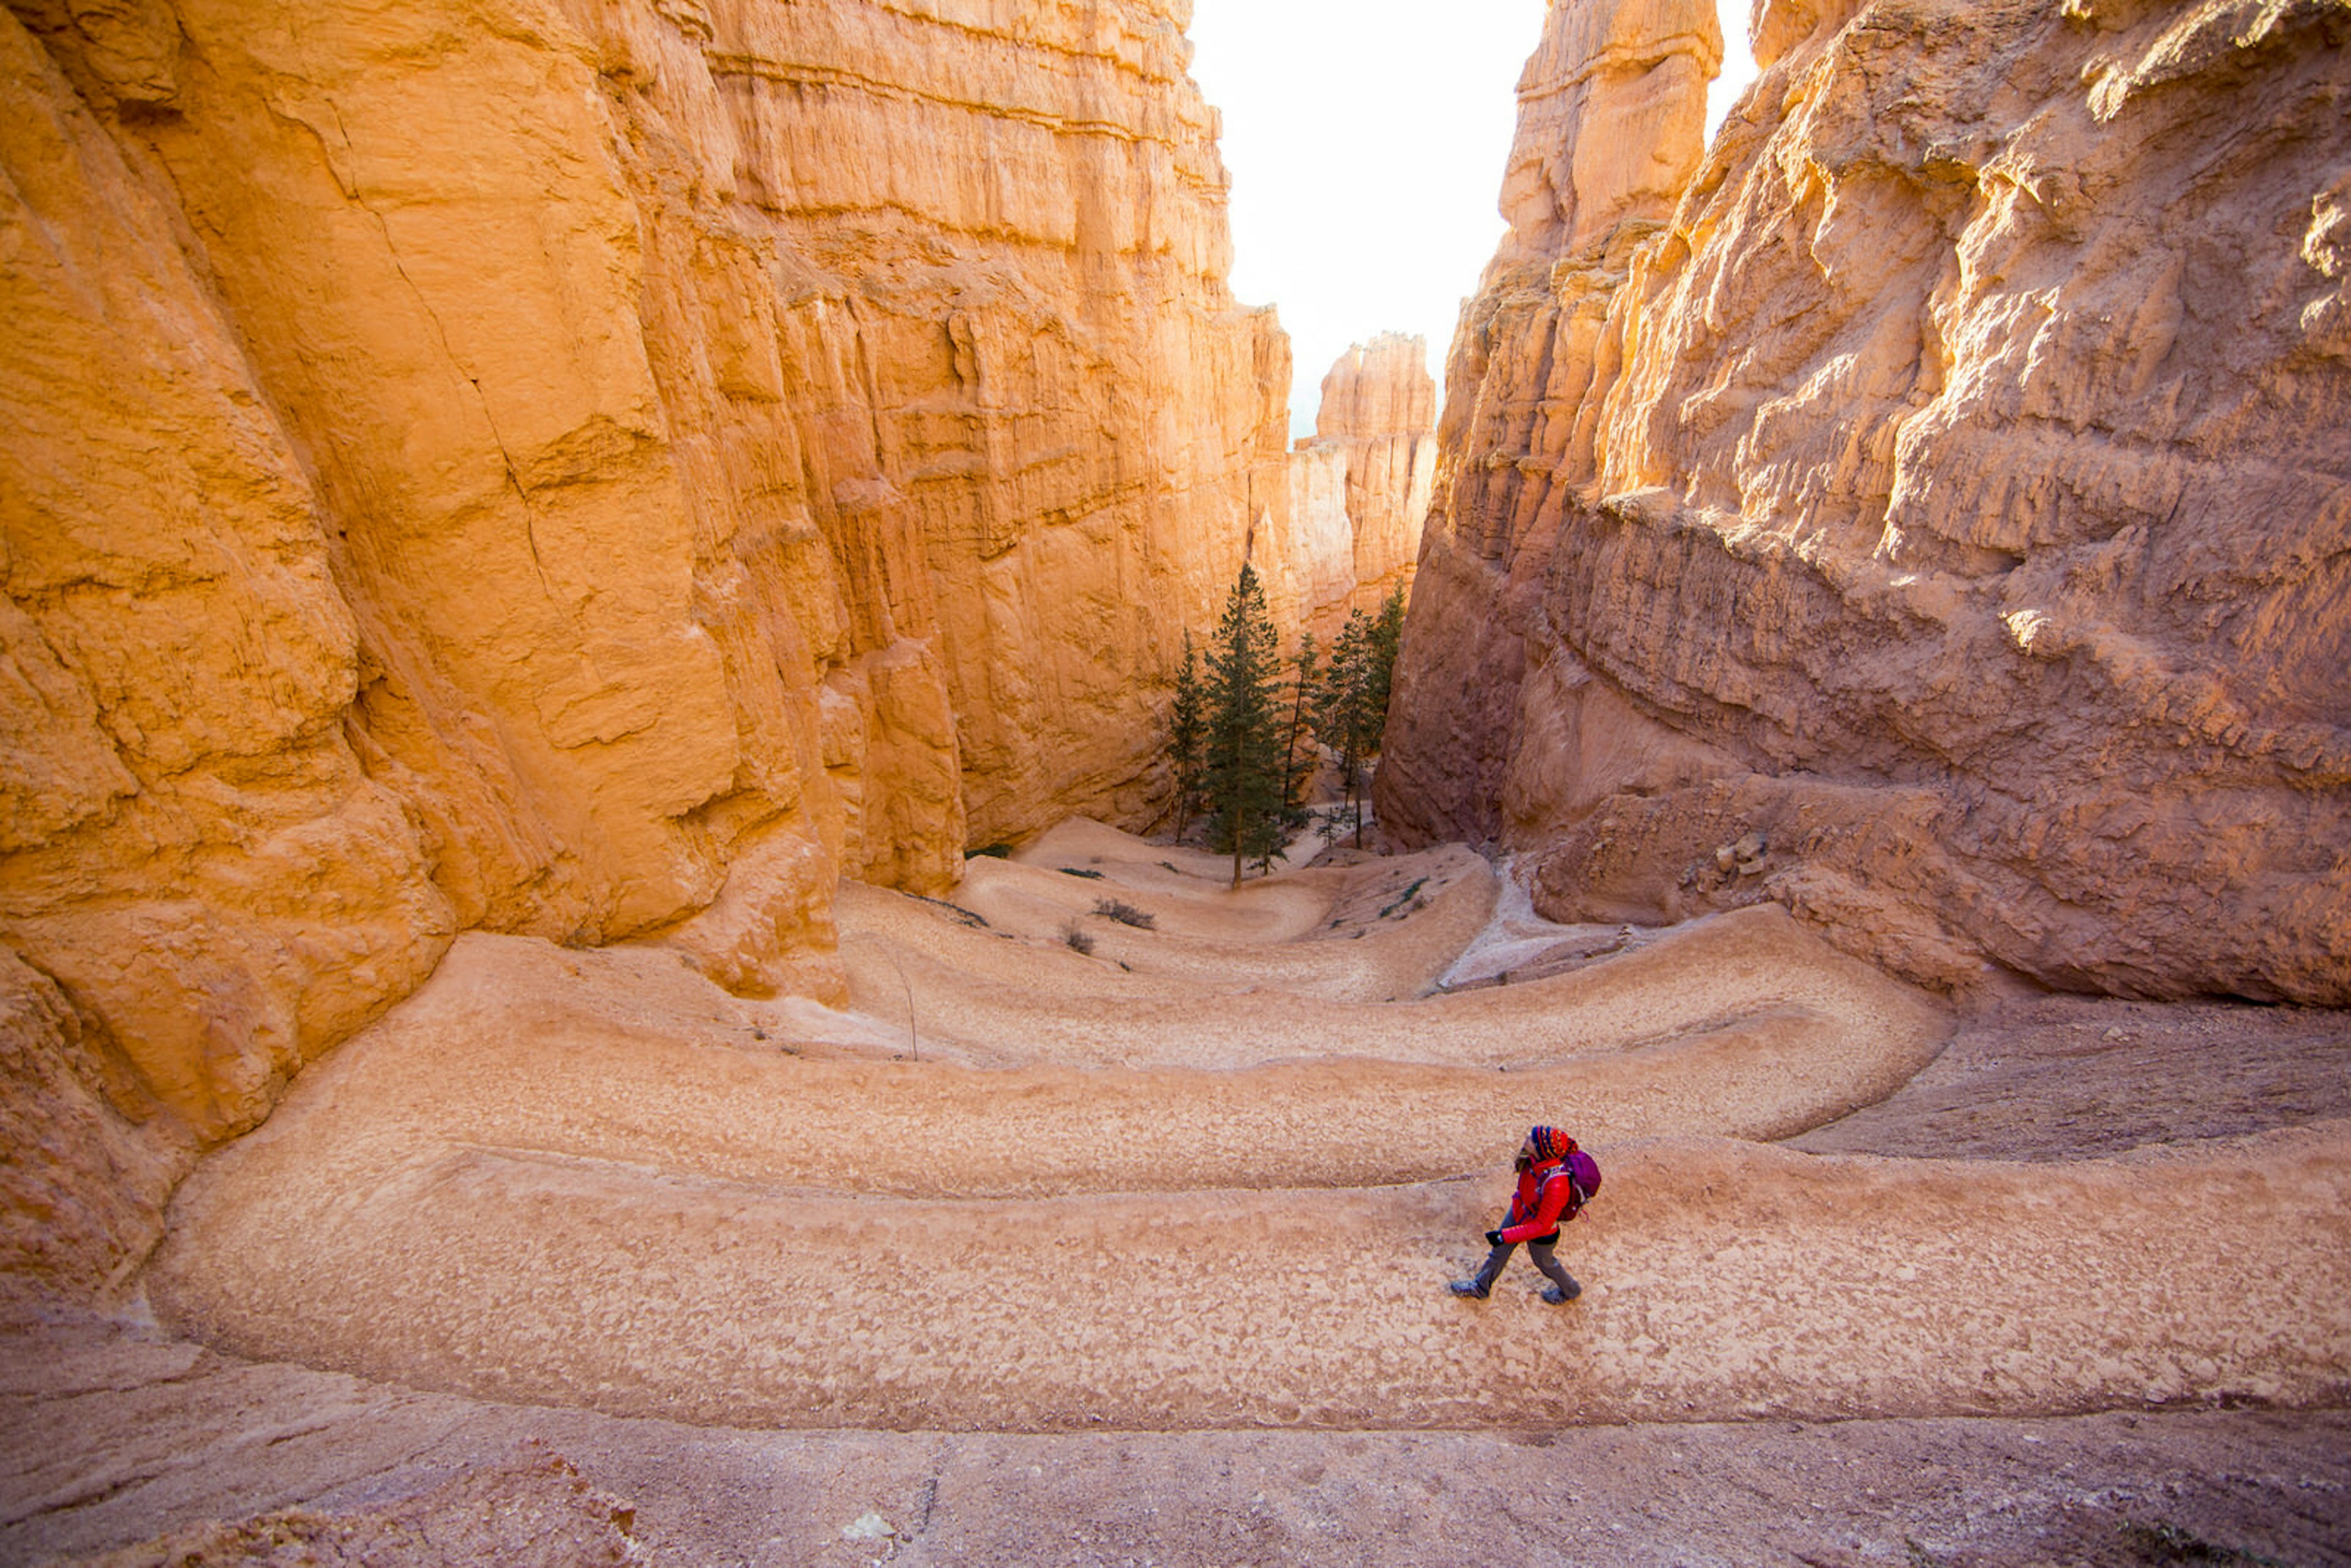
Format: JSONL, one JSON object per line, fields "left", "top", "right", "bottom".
{"left": 1279, "top": 631, "right": 1319, "bottom": 825}
{"left": 1368, "top": 583, "right": 1407, "bottom": 724}
{"left": 1168, "top": 631, "right": 1205, "bottom": 841}
{"left": 1201, "top": 563, "right": 1286, "bottom": 888}
{"left": 1315, "top": 609, "right": 1376, "bottom": 846}
{"left": 1314, "top": 587, "right": 1408, "bottom": 848}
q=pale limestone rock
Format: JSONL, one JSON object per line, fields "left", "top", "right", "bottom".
{"left": 1278, "top": 445, "right": 1362, "bottom": 634}
{"left": 1381, "top": 0, "right": 2351, "bottom": 1003}
{"left": 1494, "top": 0, "right": 1722, "bottom": 266}
{"left": 1314, "top": 333, "right": 1438, "bottom": 443}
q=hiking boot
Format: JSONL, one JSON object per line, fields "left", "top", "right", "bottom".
{"left": 1449, "top": 1280, "right": 1489, "bottom": 1300}
{"left": 1540, "top": 1280, "right": 1581, "bottom": 1305}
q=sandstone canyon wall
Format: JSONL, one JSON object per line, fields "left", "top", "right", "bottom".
{"left": 1382, "top": 0, "right": 2350, "bottom": 1003}
{"left": 0, "top": 0, "right": 1336, "bottom": 1302}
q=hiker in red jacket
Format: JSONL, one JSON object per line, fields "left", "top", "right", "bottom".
{"left": 1450, "top": 1125, "right": 1590, "bottom": 1304}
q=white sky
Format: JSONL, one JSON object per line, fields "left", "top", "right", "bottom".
{"left": 1185, "top": 1, "right": 1760, "bottom": 437}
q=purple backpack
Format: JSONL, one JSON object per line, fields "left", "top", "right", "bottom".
{"left": 1562, "top": 1149, "right": 1602, "bottom": 1215}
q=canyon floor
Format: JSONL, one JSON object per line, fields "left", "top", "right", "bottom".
{"left": 3, "top": 822, "right": 2348, "bottom": 1566}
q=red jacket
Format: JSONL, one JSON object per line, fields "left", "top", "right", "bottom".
{"left": 1498, "top": 1157, "right": 1580, "bottom": 1244}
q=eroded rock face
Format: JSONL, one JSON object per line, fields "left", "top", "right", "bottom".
{"left": 1382, "top": 0, "right": 2351, "bottom": 1004}
{"left": 1277, "top": 334, "right": 1438, "bottom": 639}
{"left": 1382, "top": 0, "right": 2341, "bottom": 1006}
{"left": 1381, "top": 0, "right": 1722, "bottom": 902}
{"left": 0, "top": 0, "right": 1324, "bottom": 1299}
{"left": 1314, "top": 332, "right": 1438, "bottom": 443}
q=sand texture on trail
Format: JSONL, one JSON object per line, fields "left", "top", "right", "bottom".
{"left": 143, "top": 824, "right": 2350, "bottom": 1433}
{"left": 847, "top": 841, "right": 1497, "bottom": 1011}
{"left": 839, "top": 841, "right": 1941, "bottom": 1073}
{"left": 12, "top": 1312, "right": 2349, "bottom": 1568}
{"left": 153, "top": 1117, "right": 2351, "bottom": 1431}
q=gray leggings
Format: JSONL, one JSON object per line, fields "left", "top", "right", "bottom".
{"left": 1471, "top": 1236, "right": 1578, "bottom": 1294}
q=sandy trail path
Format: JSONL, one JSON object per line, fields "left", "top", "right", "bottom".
{"left": 839, "top": 891, "right": 1946, "bottom": 1072}
{"left": 129, "top": 958, "right": 1912, "bottom": 1202}
{"left": 848, "top": 842, "right": 1494, "bottom": 1008}
{"left": 150, "top": 1130, "right": 2351, "bottom": 1431}
{"left": 141, "top": 822, "right": 2351, "bottom": 1436}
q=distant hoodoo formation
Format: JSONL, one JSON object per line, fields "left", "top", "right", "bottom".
{"left": 0, "top": 0, "right": 1411, "bottom": 1300}
{"left": 1280, "top": 333, "right": 1439, "bottom": 640}
{"left": 1381, "top": 0, "right": 2351, "bottom": 1005}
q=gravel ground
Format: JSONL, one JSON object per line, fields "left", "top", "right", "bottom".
{"left": 4, "top": 1311, "right": 2345, "bottom": 1567}
{"left": 1793, "top": 994, "right": 2351, "bottom": 1162}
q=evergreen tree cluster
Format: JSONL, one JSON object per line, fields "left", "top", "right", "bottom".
{"left": 1166, "top": 570, "right": 1408, "bottom": 884}
{"left": 1315, "top": 587, "right": 1407, "bottom": 847}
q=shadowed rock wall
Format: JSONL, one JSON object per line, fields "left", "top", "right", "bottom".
{"left": 1381, "top": 0, "right": 2351, "bottom": 1003}
{"left": 0, "top": 0, "right": 1311, "bottom": 1300}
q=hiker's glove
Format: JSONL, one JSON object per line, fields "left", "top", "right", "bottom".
{"left": 1484, "top": 1230, "right": 1504, "bottom": 1248}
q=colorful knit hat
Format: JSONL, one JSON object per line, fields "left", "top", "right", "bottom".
{"left": 1528, "top": 1125, "right": 1576, "bottom": 1161}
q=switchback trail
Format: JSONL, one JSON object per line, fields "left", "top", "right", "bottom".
{"left": 144, "top": 822, "right": 2351, "bottom": 1431}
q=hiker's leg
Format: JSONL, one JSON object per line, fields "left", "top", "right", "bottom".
{"left": 1471, "top": 1242, "right": 1514, "bottom": 1294}
{"left": 1526, "top": 1240, "right": 1580, "bottom": 1297}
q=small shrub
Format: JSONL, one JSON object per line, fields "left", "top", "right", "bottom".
{"left": 1059, "top": 866, "right": 1105, "bottom": 879}
{"left": 1093, "top": 898, "right": 1157, "bottom": 930}
{"left": 1062, "top": 924, "right": 1095, "bottom": 956}
{"left": 967, "top": 843, "right": 1014, "bottom": 860}
{"left": 1379, "top": 877, "right": 1429, "bottom": 919}
{"left": 2120, "top": 1522, "right": 2280, "bottom": 1566}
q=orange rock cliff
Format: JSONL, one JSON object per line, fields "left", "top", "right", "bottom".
{"left": 0, "top": 0, "right": 1411, "bottom": 1297}
{"left": 1379, "top": 0, "right": 2350, "bottom": 1005}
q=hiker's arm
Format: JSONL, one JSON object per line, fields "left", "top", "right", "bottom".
{"left": 1497, "top": 1175, "right": 1573, "bottom": 1244}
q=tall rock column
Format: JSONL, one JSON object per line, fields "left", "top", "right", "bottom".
{"left": 663, "top": 0, "right": 1299, "bottom": 847}
{"left": 1316, "top": 334, "right": 1440, "bottom": 621}
{"left": 1275, "top": 334, "right": 1439, "bottom": 640}
{"left": 1380, "top": 0, "right": 2351, "bottom": 1003}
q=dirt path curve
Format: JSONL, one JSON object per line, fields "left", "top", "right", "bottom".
{"left": 838, "top": 841, "right": 1497, "bottom": 1013}
{"left": 141, "top": 822, "right": 2351, "bottom": 1435}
